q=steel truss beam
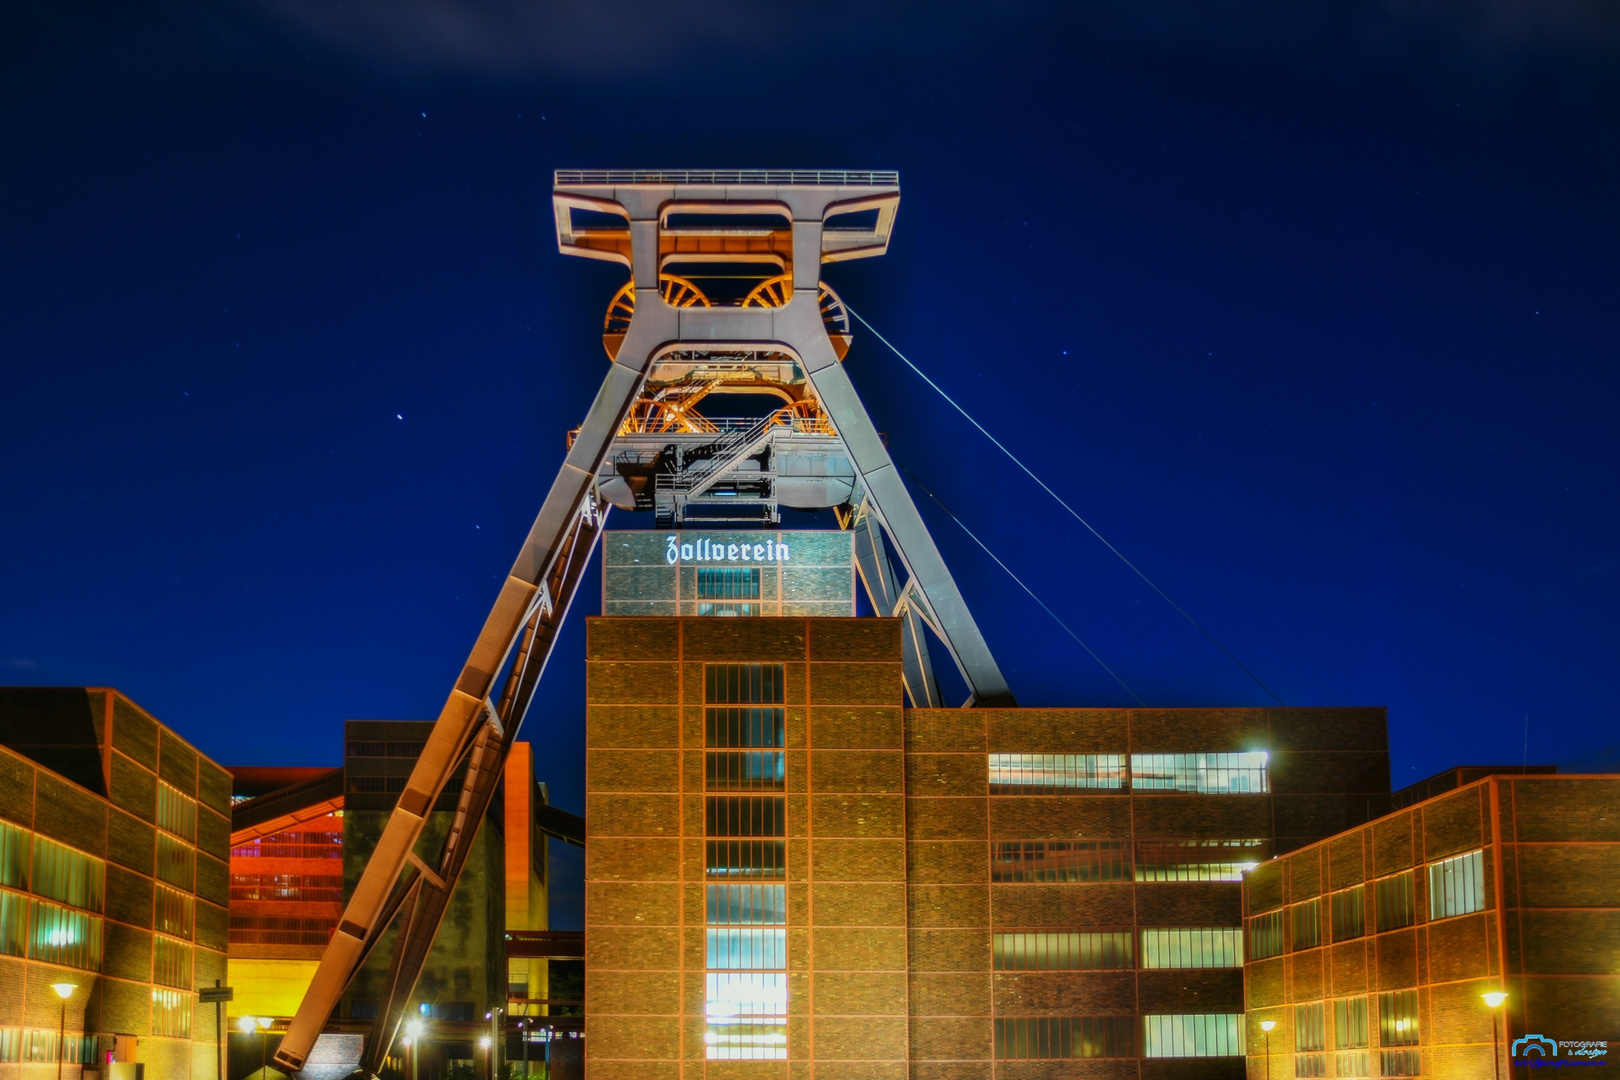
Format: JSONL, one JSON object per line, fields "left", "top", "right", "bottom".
{"left": 275, "top": 172, "right": 1010, "bottom": 1075}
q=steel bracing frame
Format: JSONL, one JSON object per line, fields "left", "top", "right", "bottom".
{"left": 274, "top": 171, "right": 1010, "bottom": 1075}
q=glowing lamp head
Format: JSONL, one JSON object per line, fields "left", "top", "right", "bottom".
{"left": 256, "top": 1016, "right": 273, "bottom": 1030}
{"left": 50, "top": 982, "right": 76, "bottom": 1000}
{"left": 1259, "top": 1020, "right": 1277, "bottom": 1032}
{"left": 237, "top": 1016, "right": 257, "bottom": 1034}
{"left": 1483, "top": 991, "right": 1508, "bottom": 1008}
{"left": 479, "top": 1036, "right": 492, "bottom": 1049}
{"left": 406, "top": 1019, "right": 425, "bottom": 1039}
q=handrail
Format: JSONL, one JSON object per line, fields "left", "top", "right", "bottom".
{"left": 555, "top": 169, "right": 898, "bottom": 187}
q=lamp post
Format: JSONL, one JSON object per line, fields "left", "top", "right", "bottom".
{"left": 1483, "top": 991, "right": 1507, "bottom": 1080}
{"left": 1258, "top": 1019, "right": 1276, "bottom": 1080}
{"left": 239, "top": 1015, "right": 271, "bottom": 1078}
{"left": 50, "top": 983, "right": 76, "bottom": 1080}
{"left": 405, "top": 1018, "right": 425, "bottom": 1080}
{"left": 479, "top": 1035, "right": 493, "bottom": 1080}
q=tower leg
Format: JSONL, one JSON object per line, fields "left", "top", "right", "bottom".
{"left": 848, "top": 493, "right": 942, "bottom": 708}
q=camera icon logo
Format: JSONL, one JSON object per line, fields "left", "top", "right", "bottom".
{"left": 1512, "top": 1034, "right": 1557, "bottom": 1057}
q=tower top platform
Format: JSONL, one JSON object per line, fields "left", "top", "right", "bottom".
{"left": 554, "top": 168, "right": 898, "bottom": 188}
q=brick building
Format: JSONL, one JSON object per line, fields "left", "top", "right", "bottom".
{"left": 1241, "top": 772, "right": 1620, "bottom": 1079}
{"left": 0, "top": 687, "right": 232, "bottom": 1078}
{"left": 582, "top": 616, "right": 1390, "bottom": 1078}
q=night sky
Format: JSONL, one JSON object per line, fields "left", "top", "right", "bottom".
{"left": 4, "top": 1, "right": 1618, "bottom": 926}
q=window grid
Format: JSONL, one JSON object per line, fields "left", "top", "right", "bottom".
{"left": 705, "top": 973, "right": 787, "bottom": 1060}
{"left": 705, "top": 709, "right": 785, "bottom": 749}
{"left": 991, "top": 841, "right": 1128, "bottom": 883}
{"left": 1332, "top": 885, "right": 1365, "bottom": 941}
{"left": 1374, "top": 872, "right": 1415, "bottom": 933}
{"left": 1248, "top": 910, "right": 1284, "bottom": 960}
{"left": 704, "top": 841, "right": 786, "bottom": 879}
{"left": 155, "top": 833, "right": 195, "bottom": 892}
{"left": 1427, "top": 850, "right": 1485, "bottom": 921}
{"left": 1295, "top": 1002, "right": 1326, "bottom": 1052}
{"left": 1291, "top": 898, "right": 1322, "bottom": 951}
{"left": 987, "top": 754, "right": 1124, "bottom": 793}
{"left": 994, "top": 1017, "right": 1136, "bottom": 1059}
{"left": 1377, "top": 990, "right": 1419, "bottom": 1047}
{"left": 1380, "top": 1049, "right": 1420, "bottom": 1076}
{"left": 1335, "top": 998, "right": 1370, "bottom": 1050}
{"left": 0, "top": 1030, "right": 99, "bottom": 1064}
{"left": 992, "top": 932, "right": 1132, "bottom": 971}
{"left": 1335, "top": 1050, "right": 1372, "bottom": 1078}
{"left": 705, "top": 752, "right": 785, "bottom": 791}
{"left": 705, "top": 664, "right": 784, "bottom": 705}
{"left": 1295, "top": 1053, "right": 1328, "bottom": 1077}
{"left": 27, "top": 899, "right": 101, "bottom": 971}
{"left": 152, "top": 988, "right": 192, "bottom": 1038}
{"left": 706, "top": 796, "right": 785, "bottom": 838}
{"left": 30, "top": 837, "right": 103, "bottom": 914}
{"left": 157, "top": 781, "right": 198, "bottom": 842}
{"left": 229, "top": 873, "right": 345, "bottom": 903}
{"left": 1140, "top": 928, "right": 1242, "bottom": 969}
{"left": 153, "top": 935, "right": 191, "bottom": 989}
{"left": 1135, "top": 839, "right": 1266, "bottom": 882}
{"left": 228, "top": 915, "right": 337, "bottom": 946}
{"left": 0, "top": 824, "right": 28, "bottom": 891}
{"left": 155, "top": 884, "right": 194, "bottom": 939}
{"left": 1142, "top": 1014, "right": 1244, "bottom": 1057}
{"left": 1129, "top": 752, "right": 1269, "bottom": 793}
{"left": 706, "top": 884, "right": 786, "bottom": 926}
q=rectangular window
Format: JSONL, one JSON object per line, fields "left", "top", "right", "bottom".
{"left": 1140, "top": 928, "right": 1242, "bottom": 969}
{"left": 155, "top": 833, "right": 195, "bottom": 892}
{"left": 991, "top": 840, "right": 1128, "bottom": 883}
{"left": 1130, "top": 752, "right": 1269, "bottom": 793}
{"left": 1377, "top": 990, "right": 1419, "bottom": 1047}
{"left": 0, "top": 1031, "right": 99, "bottom": 1065}
{"left": 227, "top": 915, "right": 338, "bottom": 946}
{"left": 1332, "top": 885, "right": 1365, "bottom": 941}
{"left": 153, "top": 935, "right": 192, "bottom": 988}
{"left": 705, "top": 972, "right": 786, "bottom": 1060}
{"left": 707, "top": 928, "right": 787, "bottom": 969}
{"left": 697, "top": 568, "right": 761, "bottom": 616}
{"left": 1296, "top": 1053, "right": 1328, "bottom": 1077}
{"left": 1295, "top": 1002, "right": 1325, "bottom": 1052}
{"left": 0, "top": 893, "right": 24, "bottom": 957}
{"left": 0, "top": 823, "right": 29, "bottom": 890}
{"left": 994, "top": 1017, "right": 1136, "bottom": 1059}
{"left": 705, "top": 664, "right": 784, "bottom": 704}
{"left": 1135, "top": 839, "right": 1267, "bottom": 882}
{"left": 229, "top": 874, "right": 345, "bottom": 903}
{"left": 155, "top": 884, "right": 194, "bottom": 939}
{"left": 152, "top": 988, "right": 192, "bottom": 1038}
{"left": 1335, "top": 1050, "right": 1372, "bottom": 1078}
{"left": 987, "top": 754, "right": 1124, "bottom": 793}
{"left": 1335, "top": 997, "right": 1369, "bottom": 1048}
{"left": 1291, "top": 898, "right": 1322, "bottom": 951}
{"left": 27, "top": 900, "right": 102, "bottom": 971}
{"left": 992, "top": 932, "right": 1132, "bottom": 971}
{"left": 705, "top": 708, "right": 785, "bottom": 749}
{"left": 1374, "top": 872, "right": 1415, "bottom": 932}
{"left": 706, "top": 796, "right": 785, "bottom": 837}
{"left": 1142, "top": 1014, "right": 1244, "bottom": 1057}
{"left": 31, "top": 838, "right": 103, "bottom": 913}
{"left": 157, "top": 782, "right": 198, "bottom": 842}
{"left": 1248, "top": 910, "right": 1284, "bottom": 960}
{"left": 705, "top": 751, "right": 785, "bottom": 791}
{"left": 705, "top": 840, "right": 786, "bottom": 879}
{"left": 706, "top": 884, "right": 785, "bottom": 926}
{"left": 1380, "top": 1049, "right": 1420, "bottom": 1076}
{"left": 1427, "top": 850, "right": 1485, "bottom": 921}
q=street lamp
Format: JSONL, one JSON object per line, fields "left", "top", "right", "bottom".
{"left": 479, "top": 1035, "right": 493, "bottom": 1080}
{"left": 405, "top": 1018, "right": 425, "bottom": 1080}
{"left": 50, "top": 983, "right": 76, "bottom": 1080}
{"left": 238, "top": 1015, "right": 272, "bottom": 1077}
{"left": 1483, "top": 991, "right": 1507, "bottom": 1080}
{"left": 1258, "top": 1019, "right": 1277, "bottom": 1080}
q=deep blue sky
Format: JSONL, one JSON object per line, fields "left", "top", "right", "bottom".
{"left": 4, "top": 1, "right": 1619, "bottom": 923}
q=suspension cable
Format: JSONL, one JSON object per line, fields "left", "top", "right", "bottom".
{"left": 894, "top": 458, "right": 1146, "bottom": 706}
{"left": 849, "top": 305, "right": 1285, "bottom": 706}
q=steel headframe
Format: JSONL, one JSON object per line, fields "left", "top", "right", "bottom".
{"left": 273, "top": 169, "right": 1011, "bottom": 1076}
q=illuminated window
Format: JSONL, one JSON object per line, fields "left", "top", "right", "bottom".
{"left": 0, "top": 1031, "right": 99, "bottom": 1065}
{"left": 994, "top": 1017, "right": 1135, "bottom": 1059}
{"left": 157, "top": 782, "right": 197, "bottom": 842}
{"left": 705, "top": 973, "right": 786, "bottom": 1060}
{"left": 27, "top": 899, "right": 102, "bottom": 970}
{"left": 1380, "top": 1049, "right": 1420, "bottom": 1076}
{"left": 0, "top": 894, "right": 24, "bottom": 957}
{"left": 705, "top": 664, "right": 783, "bottom": 705}
{"left": 1291, "top": 898, "right": 1322, "bottom": 950}
{"left": 1335, "top": 1050, "right": 1372, "bottom": 1078}
{"left": 707, "top": 929, "right": 786, "bottom": 969}
{"left": 1427, "top": 850, "right": 1485, "bottom": 920}
{"left": 1142, "top": 1014, "right": 1244, "bottom": 1057}
{"left": 991, "top": 840, "right": 1128, "bottom": 883}
{"left": 1374, "top": 872, "right": 1415, "bottom": 932}
{"left": 152, "top": 988, "right": 192, "bottom": 1038}
{"left": 1130, "top": 752, "right": 1269, "bottom": 793}
{"left": 705, "top": 752, "right": 784, "bottom": 791}
{"left": 707, "top": 884, "right": 785, "bottom": 926}
{"left": 231, "top": 828, "right": 342, "bottom": 860}
{"left": 697, "top": 568, "right": 761, "bottom": 616}
{"left": 1140, "top": 928, "right": 1242, "bottom": 969}
{"left": 987, "top": 754, "right": 1124, "bottom": 793}
{"left": 31, "top": 838, "right": 103, "bottom": 913}
{"left": 705, "top": 840, "right": 785, "bottom": 878}
{"left": 229, "top": 874, "right": 344, "bottom": 903}
{"left": 155, "top": 884, "right": 194, "bottom": 939}
{"left": 155, "top": 833, "right": 195, "bottom": 891}
{"left": 1332, "top": 885, "right": 1365, "bottom": 941}
{"left": 1295, "top": 1002, "right": 1325, "bottom": 1051}
{"left": 228, "top": 916, "right": 338, "bottom": 946}
{"left": 706, "top": 796, "right": 785, "bottom": 838}
{"left": 992, "top": 932, "right": 1132, "bottom": 971}
{"left": 154, "top": 935, "right": 192, "bottom": 989}
{"left": 1335, "top": 998, "right": 1369, "bottom": 1048}
{"left": 1248, "top": 910, "right": 1284, "bottom": 960}
{"left": 0, "top": 823, "right": 29, "bottom": 890}
{"left": 1134, "top": 839, "right": 1266, "bottom": 882}
{"left": 1377, "top": 990, "right": 1419, "bottom": 1047}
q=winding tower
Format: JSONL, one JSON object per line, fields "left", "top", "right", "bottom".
{"left": 272, "top": 169, "right": 1012, "bottom": 1076}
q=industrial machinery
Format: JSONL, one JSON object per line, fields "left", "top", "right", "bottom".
{"left": 272, "top": 170, "right": 1012, "bottom": 1076}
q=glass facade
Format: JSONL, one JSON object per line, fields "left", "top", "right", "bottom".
{"left": 1428, "top": 849, "right": 1485, "bottom": 920}
{"left": 992, "top": 932, "right": 1133, "bottom": 971}
{"left": 991, "top": 840, "right": 1128, "bottom": 883}
{"left": 704, "top": 665, "right": 788, "bottom": 1060}
{"left": 1142, "top": 1014, "right": 1244, "bottom": 1057}
{"left": 1374, "top": 871, "right": 1415, "bottom": 932}
{"left": 987, "top": 754, "right": 1125, "bottom": 793}
{"left": 1140, "top": 928, "right": 1242, "bottom": 969}
{"left": 1248, "top": 909, "right": 1284, "bottom": 960}
{"left": 1135, "top": 839, "right": 1266, "bottom": 881}
{"left": 32, "top": 837, "right": 103, "bottom": 913}
{"left": 1129, "top": 752, "right": 1269, "bottom": 793}
{"left": 1332, "top": 885, "right": 1365, "bottom": 941}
